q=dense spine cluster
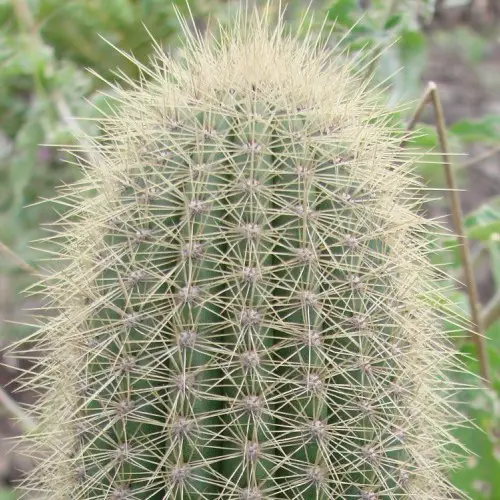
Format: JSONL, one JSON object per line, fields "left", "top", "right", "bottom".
{"left": 16, "top": 5, "right": 465, "bottom": 499}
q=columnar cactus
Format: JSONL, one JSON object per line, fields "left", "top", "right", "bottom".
{"left": 16, "top": 4, "right": 465, "bottom": 499}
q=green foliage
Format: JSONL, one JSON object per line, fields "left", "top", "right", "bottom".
{"left": 437, "top": 201, "right": 500, "bottom": 499}
{"left": 325, "top": 0, "right": 430, "bottom": 100}
{"left": 465, "top": 200, "right": 500, "bottom": 241}
{"left": 449, "top": 322, "right": 500, "bottom": 500}
{"left": 450, "top": 116, "right": 500, "bottom": 145}
{"left": 0, "top": 489, "right": 16, "bottom": 500}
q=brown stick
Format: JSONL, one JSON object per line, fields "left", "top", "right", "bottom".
{"left": 0, "top": 386, "right": 37, "bottom": 433}
{"left": 462, "top": 145, "right": 500, "bottom": 169}
{"left": 405, "top": 81, "right": 491, "bottom": 385}
{"left": 0, "top": 240, "right": 37, "bottom": 275}
{"left": 0, "top": 238, "right": 38, "bottom": 430}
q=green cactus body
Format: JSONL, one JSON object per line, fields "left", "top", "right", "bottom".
{"left": 16, "top": 4, "right": 465, "bottom": 500}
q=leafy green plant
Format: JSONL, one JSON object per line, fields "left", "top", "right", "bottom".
{"left": 0, "top": 489, "right": 16, "bottom": 500}
{"left": 11, "top": 4, "right": 469, "bottom": 499}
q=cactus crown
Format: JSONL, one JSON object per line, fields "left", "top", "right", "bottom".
{"left": 15, "top": 3, "right": 466, "bottom": 500}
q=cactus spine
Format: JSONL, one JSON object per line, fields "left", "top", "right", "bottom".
{"left": 15, "top": 4, "right": 465, "bottom": 499}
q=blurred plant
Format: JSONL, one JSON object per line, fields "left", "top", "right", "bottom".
{"left": 0, "top": 0, "right": 227, "bottom": 339}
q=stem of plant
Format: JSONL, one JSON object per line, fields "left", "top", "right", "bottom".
{"left": 0, "top": 240, "right": 39, "bottom": 431}
{"left": 462, "top": 145, "right": 500, "bottom": 169}
{"left": 0, "top": 386, "right": 37, "bottom": 434}
{"left": 0, "top": 240, "right": 37, "bottom": 275}
{"left": 450, "top": 244, "right": 486, "bottom": 284}
{"left": 404, "top": 81, "right": 491, "bottom": 386}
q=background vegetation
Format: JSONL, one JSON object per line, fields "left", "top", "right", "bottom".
{"left": 1, "top": 0, "right": 500, "bottom": 498}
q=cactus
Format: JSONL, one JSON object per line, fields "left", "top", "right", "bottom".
{"left": 14, "top": 4, "right": 466, "bottom": 500}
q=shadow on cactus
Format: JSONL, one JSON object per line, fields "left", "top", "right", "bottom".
{"left": 12, "top": 3, "right": 470, "bottom": 499}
